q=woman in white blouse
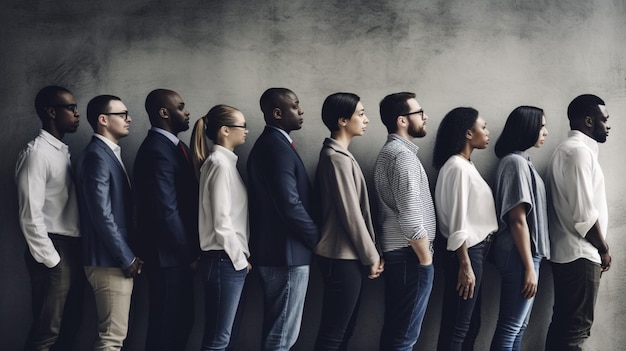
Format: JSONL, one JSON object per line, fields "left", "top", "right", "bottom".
{"left": 432, "top": 107, "right": 498, "bottom": 351}
{"left": 190, "top": 105, "right": 250, "bottom": 351}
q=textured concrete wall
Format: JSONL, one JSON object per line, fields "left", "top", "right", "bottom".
{"left": 1, "top": 0, "right": 625, "bottom": 350}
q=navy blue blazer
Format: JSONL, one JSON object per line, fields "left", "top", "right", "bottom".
{"left": 247, "top": 126, "right": 319, "bottom": 266}
{"left": 133, "top": 130, "right": 199, "bottom": 268}
{"left": 75, "top": 136, "right": 135, "bottom": 268}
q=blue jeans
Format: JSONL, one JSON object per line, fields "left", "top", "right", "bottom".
{"left": 200, "top": 251, "right": 247, "bottom": 351}
{"left": 257, "top": 265, "right": 310, "bottom": 351}
{"left": 438, "top": 241, "right": 488, "bottom": 351}
{"left": 380, "top": 247, "right": 435, "bottom": 351}
{"left": 314, "top": 257, "right": 364, "bottom": 351}
{"left": 490, "top": 249, "right": 541, "bottom": 351}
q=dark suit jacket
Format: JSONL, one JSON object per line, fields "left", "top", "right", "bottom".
{"left": 75, "top": 136, "right": 135, "bottom": 268}
{"left": 247, "top": 126, "right": 319, "bottom": 266}
{"left": 133, "top": 130, "right": 199, "bottom": 268}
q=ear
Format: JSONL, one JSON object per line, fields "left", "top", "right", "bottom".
{"left": 273, "top": 107, "right": 282, "bottom": 120}
{"left": 466, "top": 128, "right": 473, "bottom": 140}
{"left": 585, "top": 116, "right": 593, "bottom": 128}
{"left": 46, "top": 106, "right": 56, "bottom": 120}
{"left": 98, "top": 114, "right": 108, "bottom": 127}
{"left": 396, "top": 115, "right": 406, "bottom": 128}
{"left": 339, "top": 117, "right": 348, "bottom": 127}
{"left": 159, "top": 107, "right": 169, "bottom": 119}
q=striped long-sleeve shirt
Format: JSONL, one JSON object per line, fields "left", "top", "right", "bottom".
{"left": 373, "top": 134, "right": 436, "bottom": 253}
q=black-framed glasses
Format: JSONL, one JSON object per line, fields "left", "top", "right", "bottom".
{"left": 52, "top": 104, "right": 78, "bottom": 113}
{"left": 102, "top": 112, "right": 130, "bottom": 121}
{"left": 404, "top": 109, "right": 424, "bottom": 117}
{"left": 224, "top": 123, "right": 247, "bottom": 129}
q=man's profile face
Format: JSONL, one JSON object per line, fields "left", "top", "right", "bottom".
{"left": 405, "top": 98, "right": 427, "bottom": 138}
{"left": 51, "top": 91, "right": 80, "bottom": 134}
{"left": 277, "top": 92, "right": 304, "bottom": 132}
{"left": 592, "top": 104, "right": 610, "bottom": 143}
{"left": 164, "top": 92, "right": 190, "bottom": 135}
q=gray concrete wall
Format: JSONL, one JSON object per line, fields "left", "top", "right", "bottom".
{"left": 1, "top": 0, "right": 625, "bottom": 350}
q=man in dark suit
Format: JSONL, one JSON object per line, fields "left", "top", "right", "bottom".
{"left": 75, "top": 95, "right": 142, "bottom": 351}
{"left": 247, "top": 88, "right": 319, "bottom": 351}
{"left": 133, "top": 89, "right": 199, "bottom": 351}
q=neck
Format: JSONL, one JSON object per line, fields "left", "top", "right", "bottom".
{"left": 43, "top": 126, "right": 64, "bottom": 141}
{"left": 393, "top": 128, "right": 413, "bottom": 142}
{"left": 98, "top": 130, "right": 119, "bottom": 144}
{"left": 331, "top": 130, "right": 352, "bottom": 149}
{"left": 458, "top": 143, "right": 473, "bottom": 161}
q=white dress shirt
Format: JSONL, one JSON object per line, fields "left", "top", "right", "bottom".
{"left": 547, "top": 130, "right": 608, "bottom": 264}
{"left": 435, "top": 155, "right": 498, "bottom": 251}
{"left": 199, "top": 145, "right": 250, "bottom": 270}
{"left": 15, "top": 130, "right": 79, "bottom": 268}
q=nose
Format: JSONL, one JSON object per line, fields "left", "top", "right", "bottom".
{"left": 364, "top": 115, "right": 369, "bottom": 124}
{"left": 423, "top": 113, "right": 428, "bottom": 121}
{"left": 298, "top": 107, "right": 304, "bottom": 115}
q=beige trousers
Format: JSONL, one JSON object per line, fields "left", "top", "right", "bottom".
{"left": 84, "top": 266, "right": 134, "bottom": 351}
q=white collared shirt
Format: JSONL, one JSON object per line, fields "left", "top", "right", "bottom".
{"left": 198, "top": 144, "right": 250, "bottom": 270}
{"left": 267, "top": 125, "right": 293, "bottom": 144}
{"left": 547, "top": 130, "right": 608, "bottom": 264}
{"left": 15, "top": 130, "right": 80, "bottom": 268}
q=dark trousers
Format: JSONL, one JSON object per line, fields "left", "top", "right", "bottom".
{"left": 545, "top": 258, "right": 601, "bottom": 351}
{"left": 145, "top": 266, "right": 195, "bottom": 351}
{"left": 437, "top": 241, "right": 487, "bottom": 351}
{"left": 314, "top": 256, "right": 364, "bottom": 351}
{"left": 379, "top": 247, "right": 435, "bottom": 351}
{"left": 23, "top": 235, "right": 84, "bottom": 351}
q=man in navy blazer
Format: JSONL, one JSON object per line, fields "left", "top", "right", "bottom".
{"left": 247, "top": 88, "right": 319, "bottom": 351}
{"left": 75, "top": 95, "right": 142, "bottom": 351}
{"left": 133, "top": 89, "right": 199, "bottom": 351}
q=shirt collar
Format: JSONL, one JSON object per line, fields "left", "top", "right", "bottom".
{"left": 212, "top": 144, "right": 238, "bottom": 162}
{"left": 388, "top": 134, "right": 419, "bottom": 154}
{"left": 151, "top": 127, "right": 180, "bottom": 145}
{"left": 323, "top": 137, "right": 354, "bottom": 158}
{"left": 39, "top": 129, "right": 68, "bottom": 151}
{"left": 267, "top": 125, "right": 293, "bottom": 143}
{"left": 93, "top": 133, "right": 121, "bottom": 152}
{"left": 568, "top": 130, "right": 599, "bottom": 156}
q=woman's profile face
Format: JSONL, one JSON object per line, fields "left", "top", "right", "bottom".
{"left": 226, "top": 110, "right": 248, "bottom": 147}
{"left": 533, "top": 115, "right": 548, "bottom": 148}
{"left": 343, "top": 101, "right": 369, "bottom": 137}
{"left": 468, "top": 115, "right": 490, "bottom": 150}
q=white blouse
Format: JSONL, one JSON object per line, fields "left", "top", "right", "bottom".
{"left": 198, "top": 144, "right": 250, "bottom": 270}
{"left": 435, "top": 155, "right": 498, "bottom": 251}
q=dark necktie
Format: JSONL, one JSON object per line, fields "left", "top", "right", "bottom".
{"left": 178, "top": 141, "right": 190, "bottom": 163}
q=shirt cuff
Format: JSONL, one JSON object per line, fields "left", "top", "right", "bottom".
{"left": 446, "top": 231, "right": 468, "bottom": 251}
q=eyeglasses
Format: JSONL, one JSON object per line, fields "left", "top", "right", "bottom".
{"left": 102, "top": 112, "right": 130, "bottom": 121}
{"left": 224, "top": 123, "right": 247, "bottom": 129}
{"left": 404, "top": 109, "right": 424, "bottom": 117}
{"left": 52, "top": 104, "right": 78, "bottom": 113}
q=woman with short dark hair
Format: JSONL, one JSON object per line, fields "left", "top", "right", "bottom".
{"left": 313, "top": 92, "right": 384, "bottom": 351}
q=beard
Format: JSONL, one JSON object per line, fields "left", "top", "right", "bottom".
{"left": 408, "top": 120, "right": 426, "bottom": 138}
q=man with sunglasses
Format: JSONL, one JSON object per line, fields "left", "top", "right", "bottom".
{"left": 374, "top": 92, "right": 436, "bottom": 350}
{"left": 75, "top": 94, "right": 141, "bottom": 351}
{"left": 16, "top": 86, "right": 83, "bottom": 351}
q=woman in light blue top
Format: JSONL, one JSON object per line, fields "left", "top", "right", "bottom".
{"left": 490, "top": 106, "right": 550, "bottom": 351}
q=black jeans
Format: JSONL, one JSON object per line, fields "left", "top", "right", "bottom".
{"left": 145, "top": 266, "right": 195, "bottom": 351}
{"left": 545, "top": 258, "right": 601, "bottom": 351}
{"left": 314, "top": 256, "right": 364, "bottom": 351}
{"left": 437, "top": 241, "right": 488, "bottom": 351}
{"left": 24, "top": 235, "right": 84, "bottom": 351}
